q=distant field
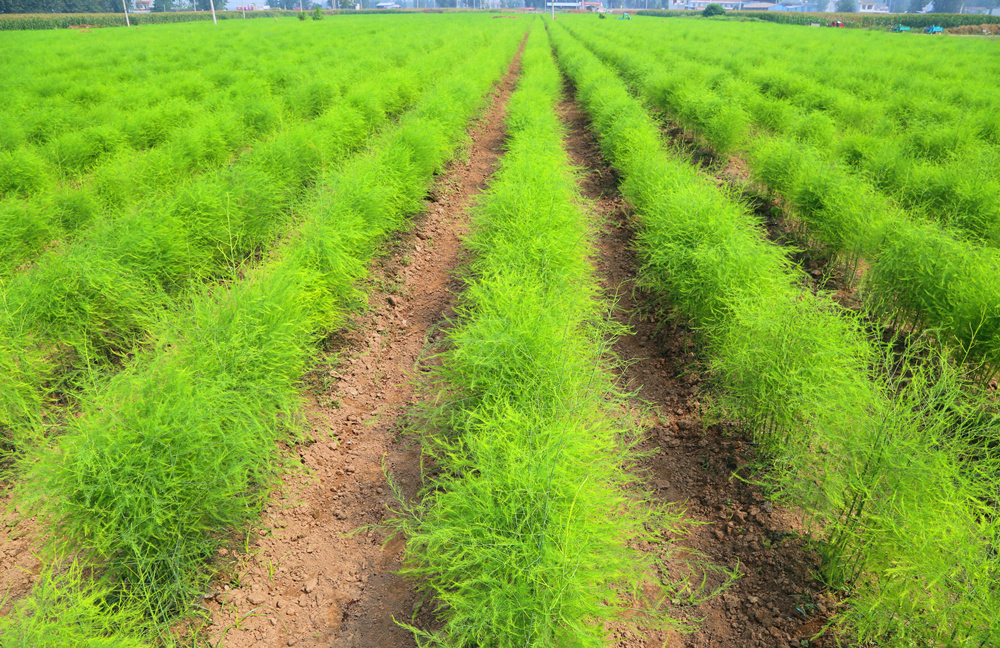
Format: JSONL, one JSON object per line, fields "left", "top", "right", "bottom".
{"left": 638, "top": 8, "right": 1000, "bottom": 28}
{"left": 0, "top": 13, "right": 997, "bottom": 648}
{"left": 0, "top": 9, "right": 289, "bottom": 29}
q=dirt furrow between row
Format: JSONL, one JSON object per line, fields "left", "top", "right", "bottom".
{"left": 0, "top": 499, "right": 40, "bottom": 612}
{"left": 203, "top": 50, "right": 523, "bottom": 648}
{"left": 556, "top": 86, "right": 839, "bottom": 648}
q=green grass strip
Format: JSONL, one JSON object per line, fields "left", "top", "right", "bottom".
{"left": 549, "top": 20, "right": 1000, "bottom": 648}
{"left": 1, "top": 21, "right": 526, "bottom": 646}
{"left": 390, "top": 24, "right": 691, "bottom": 647}
{"left": 572, "top": 18, "right": 1000, "bottom": 204}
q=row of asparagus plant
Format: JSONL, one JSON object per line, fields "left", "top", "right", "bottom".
{"left": 560, "top": 17, "right": 1000, "bottom": 382}
{"left": 0, "top": 19, "right": 526, "bottom": 647}
{"left": 623, "top": 18, "right": 1000, "bottom": 154}
{"left": 0, "top": 19, "right": 497, "bottom": 458}
{"left": 549, "top": 19, "right": 999, "bottom": 648}
{"left": 0, "top": 18, "right": 442, "bottom": 279}
{"left": 391, "top": 24, "right": 693, "bottom": 646}
{"left": 582, "top": 18, "right": 1000, "bottom": 248}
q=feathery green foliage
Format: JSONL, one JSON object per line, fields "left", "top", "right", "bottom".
{"left": 0, "top": 17, "right": 460, "bottom": 279}
{"left": 0, "top": 562, "right": 152, "bottom": 648}
{"left": 549, "top": 19, "right": 1000, "bottom": 647}
{"left": 0, "top": 17, "right": 505, "bottom": 455}
{"left": 392, "top": 25, "right": 692, "bottom": 646}
{"left": 6, "top": 15, "right": 526, "bottom": 643}
{"left": 558, "top": 15, "right": 1000, "bottom": 379}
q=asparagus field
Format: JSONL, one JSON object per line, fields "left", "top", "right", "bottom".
{"left": 0, "top": 12, "right": 998, "bottom": 648}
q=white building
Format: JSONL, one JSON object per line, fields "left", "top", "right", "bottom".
{"left": 686, "top": 0, "right": 741, "bottom": 9}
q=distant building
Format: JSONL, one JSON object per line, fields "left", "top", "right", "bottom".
{"left": 545, "top": 0, "right": 603, "bottom": 8}
{"left": 687, "top": 0, "right": 741, "bottom": 9}
{"left": 134, "top": 0, "right": 152, "bottom": 10}
{"left": 858, "top": 1, "right": 890, "bottom": 11}
{"left": 687, "top": 0, "right": 820, "bottom": 7}
{"left": 768, "top": 2, "right": 821, "bottom": 10}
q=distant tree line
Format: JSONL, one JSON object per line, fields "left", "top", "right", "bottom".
{"left": 0, "top": 0, "right": 132, "bottom": 11}
{"left": 828, "top": 0, "right": 990, "bottom": 11}
{"left": 150, "top": 0, "right": 214, "bottom": 10}
{"left": 1, "top": 0, "right": 272, "bottom": 11}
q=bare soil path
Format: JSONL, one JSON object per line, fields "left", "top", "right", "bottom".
{"left": 205, "top": 48, "right": 524, "bottom": 648}
{"left": 0, "top": 501, "right": 41, "bottom": 613}
{"left": 557, "top": 86, "right": 839, "bottom": 648}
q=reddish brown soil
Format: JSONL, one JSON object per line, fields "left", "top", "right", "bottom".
{"left": 558, "top": 88, "right": 840, "bottom": 648}
{"left": 946, "top": 23, "right": 998, "bottom": 35}
{"left": 202, "top": 48, "right": 523, "bottom": 648}
{"left": 0, "top": 502, "right": 41, "bottom": 613}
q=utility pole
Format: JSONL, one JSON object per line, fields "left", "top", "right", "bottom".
{"left": 210, "top": 0, "right": 218, "bottom": 22}
{"left": 122, "top": 0, "right": 130, "bottom": 25}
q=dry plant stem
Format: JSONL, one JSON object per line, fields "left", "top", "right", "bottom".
{"left": 203, "top": 46, "right": 524, "bottom": 648}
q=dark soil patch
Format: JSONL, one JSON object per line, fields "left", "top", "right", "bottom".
{"left": 557, "top": 83, "right": 841, "bottom": 648}
{"left": 203, "top": 44, "right": 524, "bottom": 648}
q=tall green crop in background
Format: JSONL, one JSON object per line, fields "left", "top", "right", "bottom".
{"left": 0, "top": 10, "right": 289, "bottom": 30}
{"left": 0, "top": 17, "right": 494, "bottom": 460}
